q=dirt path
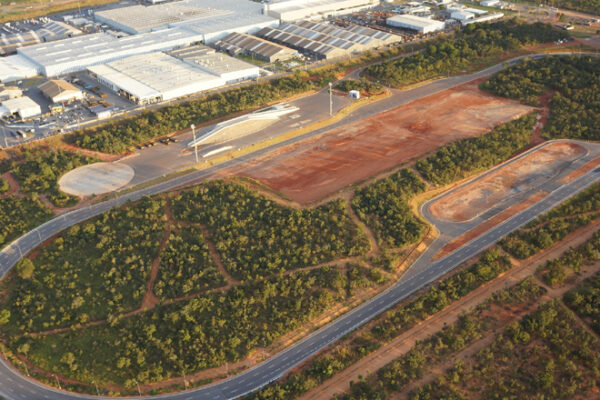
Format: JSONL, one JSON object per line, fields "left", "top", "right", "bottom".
{"left": 0, "top": 171, "right": 22, "bottom": 198}
{"left": 140, "top": 199, "right": 173, "bottom": 311}
{"left": 197, "top": 224, "right": 240, "bottom": 286}
{"left": 297, "top": 221, "right": 600, "bottom": 400}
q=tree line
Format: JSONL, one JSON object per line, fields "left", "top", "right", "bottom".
{"left": 364, "top": 19, "right": 567, "bottom": 87}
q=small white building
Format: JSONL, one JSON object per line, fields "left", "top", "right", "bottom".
{"left": 451, "top": 10, "right": 476, "bottom": 21}
{"left": 349, "top": 90, "right": 360, "bottom": 99}
{"left": 481, "top": 0, "right": 501, "bottom": 7}
{"left": 387, "top": 15, "right": 445, "bottom": 33}
{"left": 39, "top": 80, "right": 83, "bottom": 104}
{"left": 0, "top": 96, "right": 42, "bottom": 119}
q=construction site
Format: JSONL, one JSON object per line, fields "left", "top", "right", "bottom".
{"left": 231, "top": 80, "right": 533, "bottom": 204}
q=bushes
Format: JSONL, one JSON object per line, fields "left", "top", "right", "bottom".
{"left": 334, "top": 79, "right": 383, "bottom": 95}
{"left": 12, "top": 265, "right": 383, "bottom": 387}
{"left": 154, "top": 225, "right": 226, "bottom": 299}
{"left": 352, "top": 168, "right": 426, "bottom": 248}
{"left": 364, "top": 19, "right": 566, "bottom": 87}
{"left": 415, "top": 114, "right": 535, "bottom": 185}
{"left": 172, "top": 181, "right": 370, "bottom": 280}
{"left": 564, "top": 273, "right": 600, "bottom": 335}
{"left": 501, "top": 182, "right": 600, "bottom": 259}
{"left": 0, "top": 178, "right": 9, "bottom": 194}
{"left": 1, "top": 197, "right": 166, "bottom": 333}
{"left": 410, "top": 300, "right": 600, "bottom": 400}
{"left": 10, "top": 148, "right": 95, "bottom": 208}
{"left": 0, "top": 195, "right": 53, "bottom": 249}
{"left": 481, "top": 56, "right": 600, "bottom": 141}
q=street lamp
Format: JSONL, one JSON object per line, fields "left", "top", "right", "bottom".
{"left": 329, "top": 82, "right": 333, "bottom": 117}
{"left": 191, "top": 124, "right": 198, "bottom": 164}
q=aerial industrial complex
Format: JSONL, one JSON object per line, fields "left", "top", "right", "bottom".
{"left": 0, "top": 0, "right": 507, "bottom": 146}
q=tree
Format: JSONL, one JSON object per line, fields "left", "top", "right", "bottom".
{"left": 0, "top": 310, "right": 10, "bottom": 325}
{"left": 16, "top": 259, "right": 35, "bottom": 280}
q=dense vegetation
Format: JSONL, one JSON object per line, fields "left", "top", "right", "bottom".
{"left": 352, "top": 168, "right": 426, "bottom": 248}
{"left": 11, "top": 265, "right": 383, "bottom": 387}
{"left": 415, "top": 114, "right": 535, "bottom": 185}
{"left": 564, "top": 273, "right": 600, "bottom": 335}
{"left": 546, "top": 0, "right": 600, "bottom": 19}
{"left": 410, "top": 300, "right": 600, "bottom": 400}
{"left": 340, "top": 278, "right": 545, "bottom": 400}
{"left": 334, "top": 79, "right": 383, "bottom": 95}
{"left": 0, "top": 177, "right": 9, "bottom": 194}
{"left": 247, "top": 249, "right": 514, "bottom": 400}
{"left": 10, "top": 148, "right": 95, "bottom": 207}
{"left": 172, "top": 181, "right": 369, "bottom": 280}
{"left": 538, "top": 230, "right": 600, "bottom": 286}
{"left": 501, "top": 181, "right": 600, "bottom": 258}
{"left": 481, "top": 56, "right": 600, "bottom": 141}
{"left": 154, "top": 225, "right": 226, "bottom": 300}
{"left": 0, "top": 195, "right": 53, "bottom": 249}
{"left": 0, "top": 197, "right": 166, "bottom": 334}
{"left": 364, "top": 19, "right": 567, "bottom": 87}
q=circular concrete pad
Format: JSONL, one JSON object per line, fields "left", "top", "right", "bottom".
{"left": 59, "top": 162, "right": 134, "bottom": 197}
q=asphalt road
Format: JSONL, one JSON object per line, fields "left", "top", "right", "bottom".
{"left": 0, "top": 52, "right": 598, "bottom": 400}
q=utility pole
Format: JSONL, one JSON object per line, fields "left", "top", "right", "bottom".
{"left": 329, "top": 82, "right": 333, "bottom": 117}
{"left": 53, "top": 374, "right": 62, "bottom": 390}
{"left": 93, "top": 380, "right": 100, "bottom": 396}
{"left": 191, "top": 124, "right": 198, "bottom": 164}
{"left": 135, "top": 380, "right": 142, "bottom": 397}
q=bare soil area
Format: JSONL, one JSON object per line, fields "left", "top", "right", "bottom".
{"left": 430, "top": 142, "right": 586, "bottom": 223}
{"left": 226, "top": 81, "right": 533, "bottom": 204}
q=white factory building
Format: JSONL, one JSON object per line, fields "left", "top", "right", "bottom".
{"left": 88, "top": 50, "right": 259, "bottom": 105}
{"left": 386, "top": 14, "right": 445, "bottom": 34}
{"left": 15, "top": 28, "right": 205, "bottom": 77}
{"left": 94, "top": 0, "right": 278, "bottom": 42}
{"left": 265, "top": 0, "right": 378, "bottom": 22}
{"left": 0, "top": 96, "right": 42, "bottom": 119}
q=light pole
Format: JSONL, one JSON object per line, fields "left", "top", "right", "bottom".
{"left": 328, "top": 82, "right": 333, "bottom": 117}
{"left": 191, "top": 124, "right": 198, "bottom": 164}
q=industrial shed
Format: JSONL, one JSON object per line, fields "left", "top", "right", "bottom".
{"left": 214, "top": 32, "right": 297, "bottom": 63}
{"left": 88, "top": 52, "right": 225, "bottom": 105}
{"left": 265, "top": 0, "right": 377, "bottom": 22}
{"left": 0, "top": 20, "right": 82, "bottom": 56}
{"left": 256, "top": 20, "right": 399, "bottom": 60}
{"left": 94, "top": 0, "right": 278, "bottom": 42}
{"left": 39, "top": 79, "right": 83, "bottom": 104}
{"left": 16, "top": 28, "right": 204, "bottom": 77}
{"left": 386, "top": 14, "right": 445, "bottom": 33}
{"left": 0, "top": 96, "right": 42, "bottom": 119}
{"left": 175, "top": 52, "right": 260, "bottom": 84}
{"left": 0, "top": 54, "right": 40, "bottom": 83}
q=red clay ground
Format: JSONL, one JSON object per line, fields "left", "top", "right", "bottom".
{"left": 429, "top": 142, "right": 586, "bottom": 223}
{"left": 224, "top": 80, "right": 533, "bottom": 204}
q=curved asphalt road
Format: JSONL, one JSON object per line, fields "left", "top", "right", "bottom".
{"left": 0, "top": 52, "right": 598, "bottom": 400}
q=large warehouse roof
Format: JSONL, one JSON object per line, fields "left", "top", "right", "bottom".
{"left": 0, "top": 54, "right": 40, "bottom": 82}
{"left": 0, "top": 20, "right": 82, "bottom": 56}
{"left": 214, "top": 32, "right": 297, "bottom": 62}
{"left": 88, "top": 52, "right": 224, "bottom": 103}
{"left": 17, "top": 28, "right": 204, "bottom": 76}
{"left": 266, "top": 0, "right": 377, "bottom": 22}
{"left": 94, "top": 0, "right": 278, "bottom": 37}
{"left": 257, "top": 20, "right": 399, "bottom": 60}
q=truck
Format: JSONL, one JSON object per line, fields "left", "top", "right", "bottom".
{"left": 16, "top": 130, "right": 28, "bottom": 139}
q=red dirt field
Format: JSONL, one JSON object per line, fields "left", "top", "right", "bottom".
{"left": 430, "top": 142, "right": 586, "bottom": 223}
{"left": 224, "top": 80, "right": 533, "bottom": 204}
{"left": 433, "top": 191, "right": 549, "bottom": 260}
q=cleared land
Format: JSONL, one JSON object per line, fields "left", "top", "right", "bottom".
{"left": 58, "top": 162, "right": 134, "bottom": 196}
{"left": 232, "top": 81, "right": 533, "bottom": 204}
{"left": 430, "top": 142, "right": 587, "bottom": 223}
